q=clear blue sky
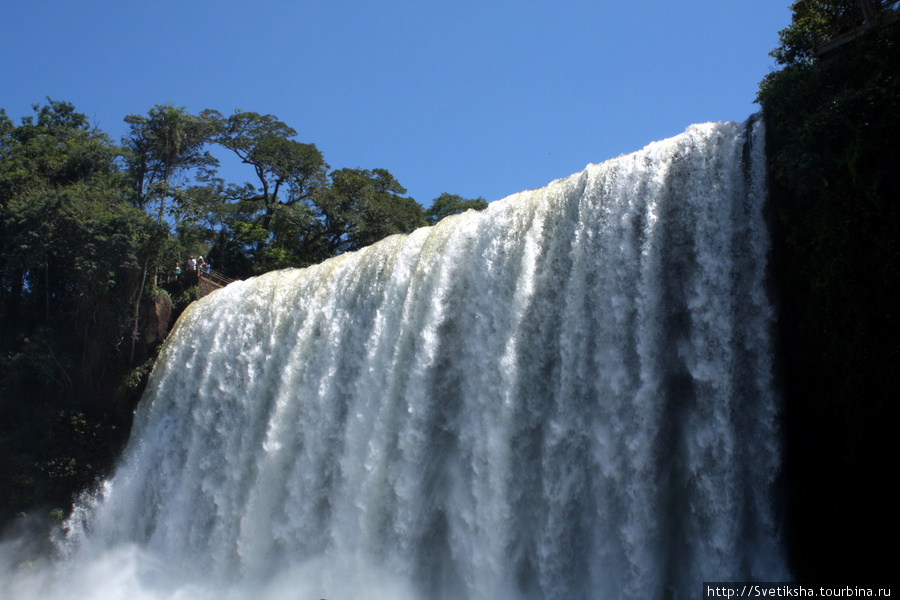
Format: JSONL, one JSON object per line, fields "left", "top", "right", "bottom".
{"left": 1, "top": 1, "right": 791, "bottom": 206}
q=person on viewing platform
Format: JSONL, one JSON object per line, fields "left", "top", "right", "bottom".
{"left": 187, "top": 256, "right": 198, "bottom": 283}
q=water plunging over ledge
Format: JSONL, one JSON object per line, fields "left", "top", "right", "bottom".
{"left": 42, "top": 117, "right": 787, "bottom": 600}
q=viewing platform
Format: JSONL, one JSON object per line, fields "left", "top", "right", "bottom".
{"left": 157, "top": 267, "right": 238, "bottom": 300}
{"left": 196, "top": 268, "right": 237, "bottom": 298}
{"left": 814, "top": 0, "right": 900, "bottom": 56}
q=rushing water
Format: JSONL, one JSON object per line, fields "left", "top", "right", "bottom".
{"left": 14, "top": 118, "right": 788, "bottom": 599}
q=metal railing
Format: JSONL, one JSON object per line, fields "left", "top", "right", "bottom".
{"left": 814, "top": 0, "right": 900, "bottom": 56}
{"left": 198, "top": 268, "right": 236, "bottom": 288}
{"left": 157, "top": 267, "right": 238, "bottom": 289}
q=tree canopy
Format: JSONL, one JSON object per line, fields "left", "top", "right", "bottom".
{"left": 768, "top": 0, "right": 898, "bottom": 66}
{"left": 757, "top": 0, "right": 899, "bottom": 581}
{"left": 1, "top": 101, "right": 158, "bottom": 519}
{"left": 0, "top": 98, "right": 488, "bottom": 525}
{"left": 424, "top": 192, "right": 489, "bottom": 226}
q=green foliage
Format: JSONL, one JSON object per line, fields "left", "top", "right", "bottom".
{"left": 176, "top": 285, "right": 200, "bottom": 306}
{"left": 759, "top": 10, "right": 899, "bottom": 580}
{"left": 424, "top": 192, "right": 489, "bottom": 225}
{"left": 311, "top": 168, "right": 428, "bottom": 256}
{"left": 119, "top": 356, "right": 157, "bottom": 395}
{"left": 205, "top": 109, "right": 328, "bottom": 211}
{"left": 770, "top": 0, "right": 858, "bottom": 66}
{"left": 0, "top": 98, "right": 478, "bottom": 529}
{"left": 768, "top": 0, "right": 899, "bottom": 67}
{"left": 0, "top": 404, "right": 126, "bottom": 524}
{"left": 122, "top": 103, "right": 218, "bottom": 216}
{"left": 1, "top": 100, "right": 153, "bottom": 382}
{"left": 121, "top": 104, "right": 222, "bottom": 363}
{"left": 0, "top": 100, "right": 150, "bottom": 525}
{"left": 199, "top": 109, "right": 429, "bottom": 275}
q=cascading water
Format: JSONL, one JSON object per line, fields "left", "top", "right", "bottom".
{"left": 41, "top": 117, "right": 787, "bottom": 599}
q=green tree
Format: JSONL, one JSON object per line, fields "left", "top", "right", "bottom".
{"left": 758, "top": 4, "right": 899, "bottom": 580}
{"left": 205, "top": 109, "right": 328, "bottom": 230}
{"left": 121, "top": 104, "right": 218, "bottom": 362}
{"left": 768, "top": 0, "right": 895, "bottom": 66}
{"left": 311, "top": 168, "right": 427, "bottom": 258}
{"left": 1, "top": 100, "right": 140, "bottom": 355}
{"left": 202, "top": 110, "right": 428, "bottom": 274}
{"left": 424, "top": 192, "right": 489, "bottom": 226}
{"left": 1, "top": 100, "right": 155, "bottom": 522}
{"left": 122, "top": 103, "right": 217, "bottom": 220}
{"left": 198, "top": 109, "right": 330, "bottom": 275}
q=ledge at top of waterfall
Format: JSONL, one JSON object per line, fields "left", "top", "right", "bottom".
{"left": 61, "top": 117, "right": 787, "bottom": 600}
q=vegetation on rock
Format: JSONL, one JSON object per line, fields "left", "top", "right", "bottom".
{"left": 0, "top": 100, "right": 486, "bottom": 525}
{"left": 759, "top": 0, "right": 899, "bottom": 581}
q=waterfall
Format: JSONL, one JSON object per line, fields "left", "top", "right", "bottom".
{"left": 53, "top": 117, "right": 786, "bottom": 599}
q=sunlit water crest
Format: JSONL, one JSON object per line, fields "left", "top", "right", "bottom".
{"left": 4, "top": 118, "right": 788, "bottom": 599}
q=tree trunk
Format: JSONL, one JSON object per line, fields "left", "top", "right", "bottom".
{"left": 129, "top": 256, "right": 150, "bottom": 365}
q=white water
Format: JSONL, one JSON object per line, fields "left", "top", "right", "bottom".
{"left": 4, "top": 118, "right": 788, "bottom": 599}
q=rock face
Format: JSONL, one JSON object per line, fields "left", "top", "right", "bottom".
{"left": 141, "top": 293, "right": 173, "bottom": 346}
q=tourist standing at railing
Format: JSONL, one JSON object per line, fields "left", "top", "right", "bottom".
{"left": 198, "top": 256, "right": 207, "bottom": 278}
{"left": 187, "top": 256, "right": 197, "bottom": 284}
